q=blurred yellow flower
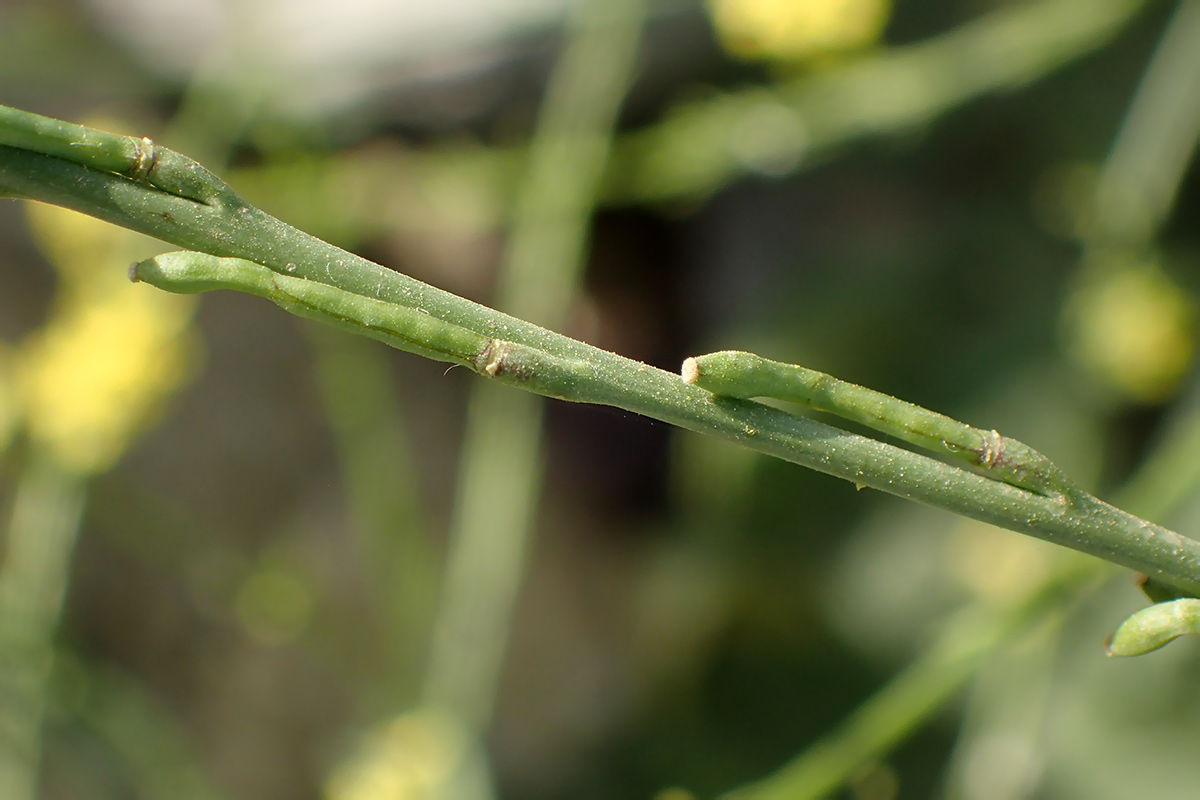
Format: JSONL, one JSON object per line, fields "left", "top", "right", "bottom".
{"left": 325, "top": 711, "right": 487, "bottom": 800}
{"left": 1062, "top": 258, "right": 1194, "bottom": 405}
{"left": 708, "top": 0, "right": 891, "bottom": 61}
{"left": 18, "top": 200, "right": 199, "bottom": 474}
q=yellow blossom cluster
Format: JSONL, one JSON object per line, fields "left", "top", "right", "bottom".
{"left": 708, "top": 0, "right": 891, "bottom": 61}
{"left": 325, "top": 711, "right": 483, "bottom": 800}
{"left": 9, "top": 200, "right": 200, "bottom": 474}
{"left": 1063, "top": 258, "right": 1195, "bottom": 405}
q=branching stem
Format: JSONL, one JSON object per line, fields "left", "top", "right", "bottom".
{"left": 683, "top": 351, "right": 1080, "bottom": 502}
{"left": 5, "top": 104, "right": 1200, "bottom": 596}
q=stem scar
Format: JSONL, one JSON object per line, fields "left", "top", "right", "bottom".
{"left": 476, "top": 340, "right": 508, "bottom": 377}
{"left": 979, "top": 429, "right": 1002, "bottom": 469}
{"left": 130, "top": 136, "right": 156, "bottom": 182}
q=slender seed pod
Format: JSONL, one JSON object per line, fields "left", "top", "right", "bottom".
{"left": 133, "top": 251, "right": 492, "bottom": 368}
{"left": 1105, "top": 598, "right": 1200, "bottom": 657}
{"left": 131, "top": 251, "right": 600, "bottom": 401}
{"left": 682, "top": 350, "right": 1077, "bottom": 501}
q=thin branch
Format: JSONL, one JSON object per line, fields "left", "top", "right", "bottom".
{"left": 4, "top": 105, "right": 1200, "bottom": 598}
{"left": 421, "top": 0, "right": 649, "bottom": 732}
{"left": 608, "top": 0, "right": 1150, "bottom": 202}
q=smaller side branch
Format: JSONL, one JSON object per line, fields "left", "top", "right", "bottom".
{"left": 683, "top": 351, "right": 1079, "bottom": 502}
{"left": 0, "top": 105, "right": 241, "bottom": 208}
{"left": 131, "top": 252, "right": 599, "bottom": 401}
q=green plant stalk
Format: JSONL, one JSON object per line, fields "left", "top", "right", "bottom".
{"left": 54, "top": 656, "right": 231, "bottom": 800}
{"left": 4, "top": 106, "right": 1200, "bottom": 597}
{"left": 683, "top": 351, "right": 1079, "bottom": 501}
{"left": 131, "top": 253, "right": 602, "bottom": 400}
{"left": 420, "top": 0, "right": 647, "bottom": 731}
{"left": 1068, "top": 0, "right": 1200, "bottom": 634}
{"left": 215, "top": 0, "right": 1150, "bottom": 233}
{"left": 306, "top": 326, "right": 437, "bottom": 702}
{"left": 719, "top": 362, "right": 1200, "bottom": 800}
{"left": 719, "top": 573, "right": 1085, "bottom": 800}
{"left": 127, "top": 250, "right": 1200, "bottom": 598}
{"left": 715, "top": 3, "right": 1200, "bottom": 796}
{"left": 1090, "top": 0, "right": 1200, "bottom": 247}
{"left": 0, "top": 94, "right": 251, "bottom": 800}
{"left": 0, "top": 456, "right": 87, "bottom": 800}
{"left": 607, "top": 0, "right": 1148, "bottom": 202}
{"left": 719, "top": 3, "right": 1200, "bottom": 793}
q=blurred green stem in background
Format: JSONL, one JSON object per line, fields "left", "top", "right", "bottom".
{"left": 217, "top": 0, "right": 1151, "bottom": 248}
{"left": 308, "top": 326, "right": 437, "bottom": 703}
{"left": 53, "top": 656, "right": 229, "bottom": 800}
{"left": 1090, "top": 0, "right": 1200, "bottom": 248}
{"left": 0, "top": 456, "right": 86, "bottom": 800}
{"left": 606, "top": 0, "right": 1149, "bottom": 203}
{"left": 419, "top": 0, "right": 648, "bottom": 732}
{"left": 1061, "top": 0, "right": 1200, "bottom": 404}
{"left": 719, "top": 567, "right": 1095, "bottom": 800}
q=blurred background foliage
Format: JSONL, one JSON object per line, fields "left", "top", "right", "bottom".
{"left": 1, "top": 0, "right": 1200, "bottom": 799}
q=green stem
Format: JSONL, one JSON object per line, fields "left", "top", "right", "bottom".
{"left": 608, "top": 0, "right": 1149, "bottom": 202}
{"left": 4, "top": 105, "right": 1200, "bottom": 596}
{"left": 421, "top": 0, "right": 648, "bottom": 731}
{"left": 0, "top": 456, "right": 87, "bottom": 800}
{"left": 194, "top": 0, "right": 1151, "bottom": 229}
{"left": 306, "top": 326, "right": 437, "bottom": 701}
{"left": 131, "top": 252, "right": 1200, "bottom": 601}
{"left": 1090, "top": 0, "right": 1200, "bottom": 247}
{"left": 718, "top": 373, "right": 1200, "bottom": 798}
{"left": 54, "top": 657, "right": 231, "bottom": 800}
{"left": 683, "top": 351, "right": 1079, "bottom": 501}
{"left": 719, "top": 572, "right": 1087, "bottom": 800}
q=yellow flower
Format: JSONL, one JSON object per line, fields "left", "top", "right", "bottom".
{"left": 325, "top": 711, "right": 484, "bottom": 800}
{"left": 17, "top": 200, "right": 199, "bottom": 474}
{"left": 708, "top": 0, "right": 891, "bottom": 61}
{"left": 1062, "top": 257, "right": 1194, "bottom": 405}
